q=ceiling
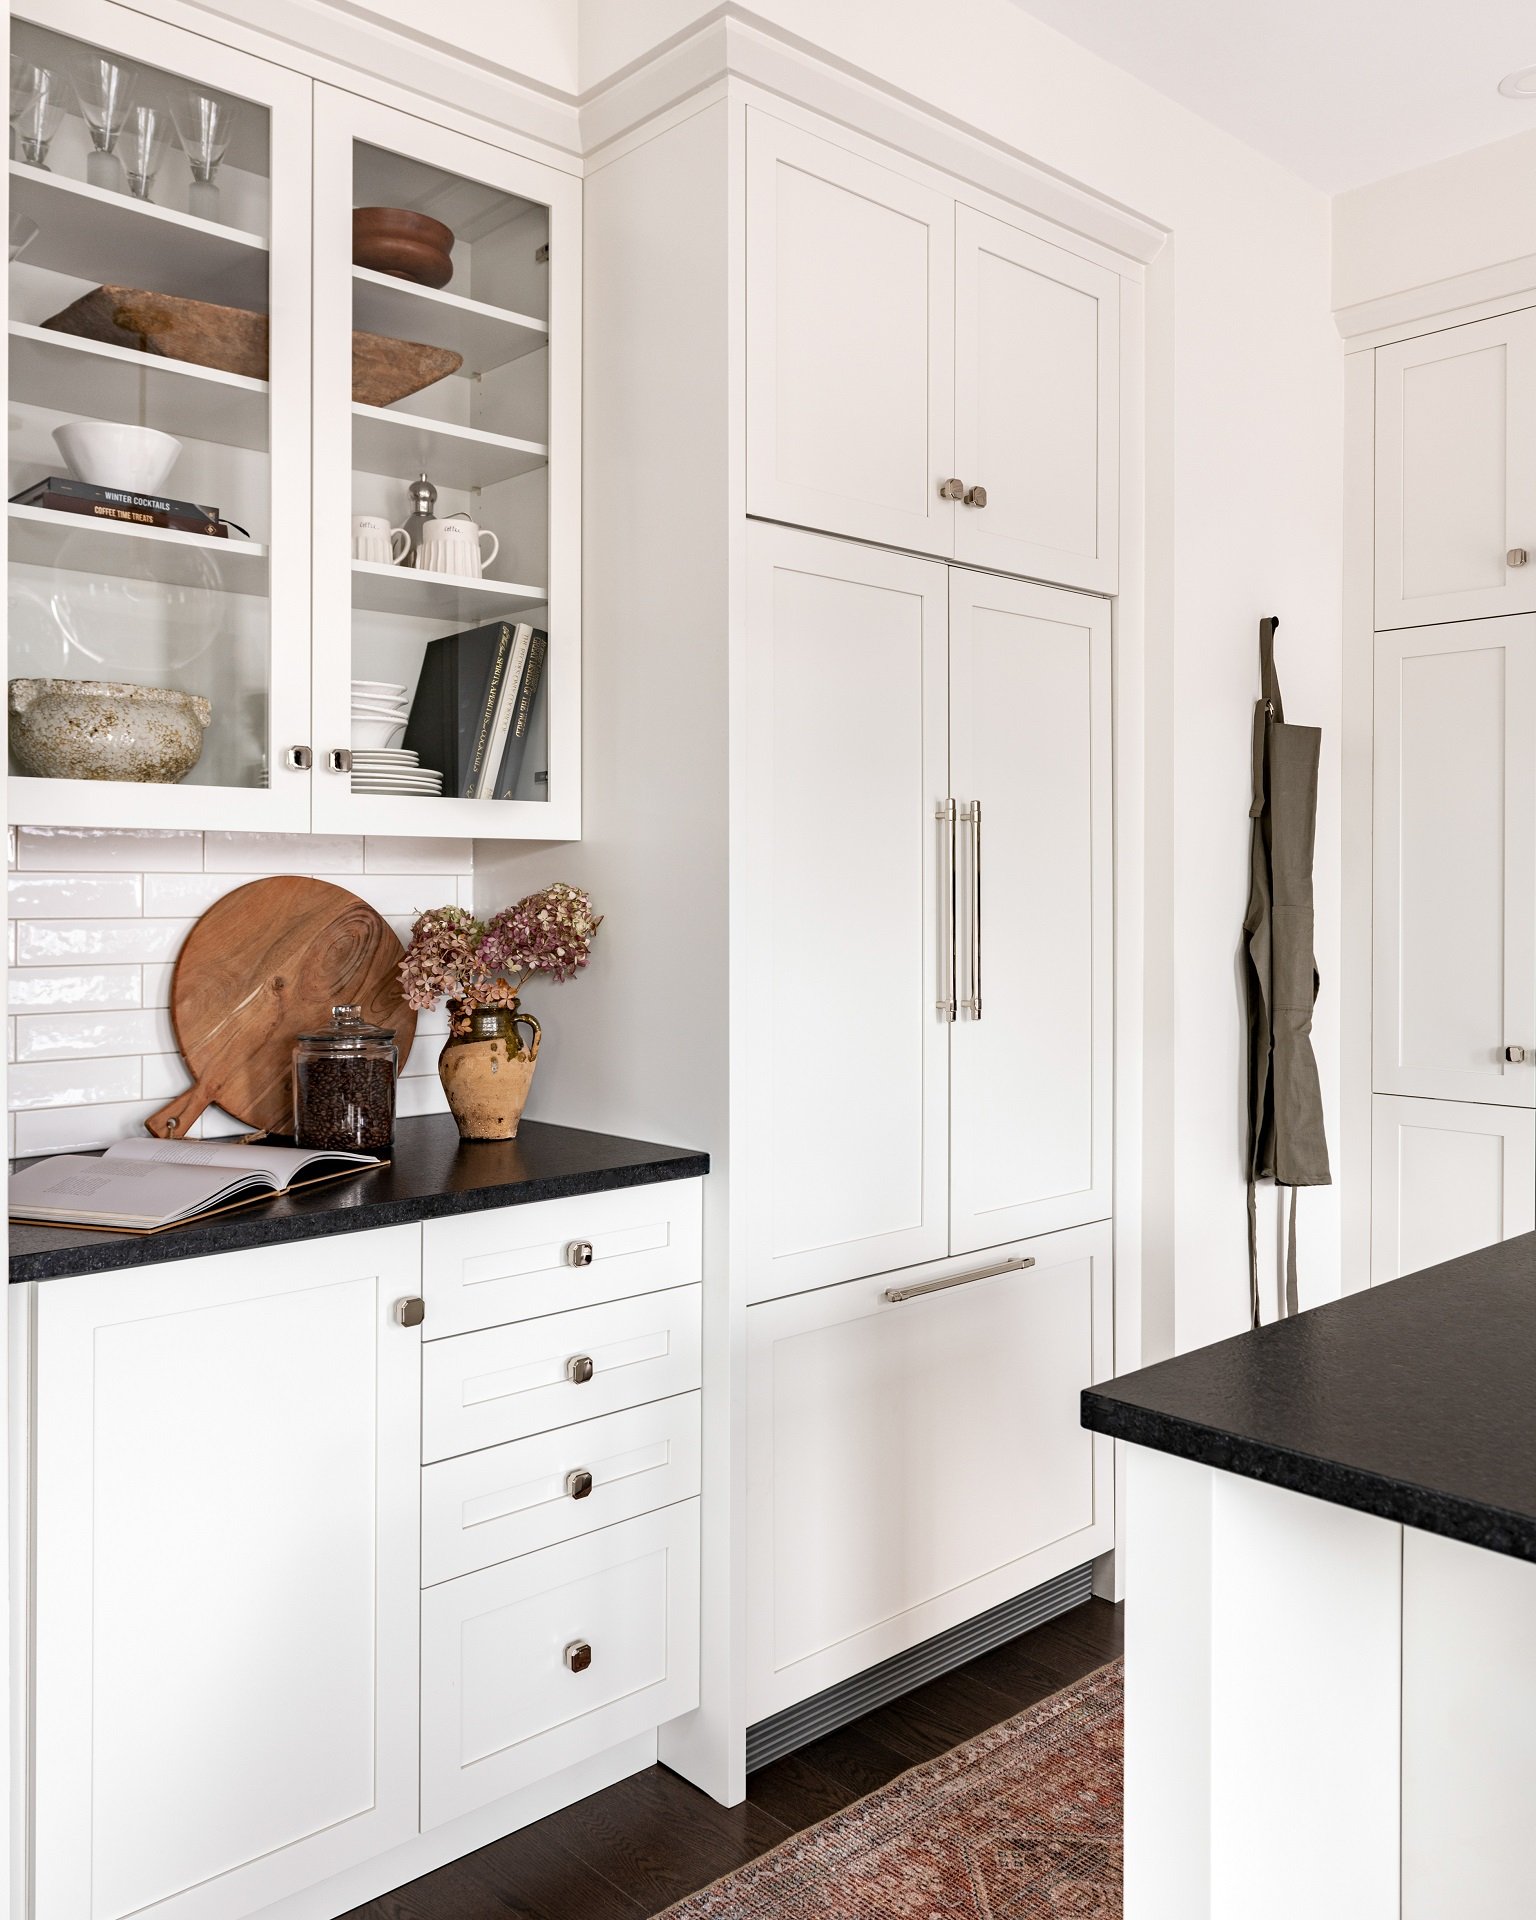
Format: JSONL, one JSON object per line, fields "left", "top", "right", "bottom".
{"left": 1006, "top": 0, "right": 1536, "bottom": 193}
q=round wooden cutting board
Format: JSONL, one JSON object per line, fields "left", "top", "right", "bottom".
{"left": 144, "top": 876, "right": 418, "bottom": 1140}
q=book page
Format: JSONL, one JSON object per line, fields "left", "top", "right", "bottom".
{"left": 106, "top": 1137, "right": 378, "bottom": 1182}
{"left": 10, "top": 1155, "right": 266, "bottom": 1228}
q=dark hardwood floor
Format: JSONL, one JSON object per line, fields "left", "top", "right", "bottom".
{"left": 346, "top": 1597, "right": 1124, "bottom": 1920}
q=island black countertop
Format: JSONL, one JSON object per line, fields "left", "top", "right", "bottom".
{"left": 9, "top": 1112, "right": 709, "bottom": 1286}
{"left": 1082, "top": 1232, "right": 1536, "bottom": 1562}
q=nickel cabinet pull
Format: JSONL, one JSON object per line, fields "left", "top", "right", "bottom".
{"left": 960, "top": 800, "right": 982, "bottom": 1018}
{"left": 937, "top": 799, "right": 957, "bottom": 1020}
{"left": 885, "top": 1255, "right": 1034, "bottom": 1304}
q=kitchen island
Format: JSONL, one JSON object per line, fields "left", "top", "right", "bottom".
{"left": 1083, "top": 1231, "right": 1536, "bottom": 1920}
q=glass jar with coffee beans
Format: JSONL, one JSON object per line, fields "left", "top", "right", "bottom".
{"left": 292, "top": 1004, "right": 398, "bottom": 1152}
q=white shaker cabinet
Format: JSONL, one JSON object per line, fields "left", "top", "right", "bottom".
{"left": 1372, "top": 617, "right": 1536, "bottom": 1106}
{"left": 1370, "top": 1094, "right": 1536, "bottom": 1282}
{"left": 952, "top": 207, "right": 1119, "bottom": 590}
{"left": 948, "top": 570, "right": 1113, "bottom": 1250}
{"left": 30, "top": 1227, "right": 423, "bottom": 1920}
{"left": 745, "top": 1219, "right": 1113, "bottom": 1720}
{"left": 744, "top": 111, "right": 956, "bottom": 558}
{"left": 743, "top": 523, "right": 1112, "bottom": 1302}
{"left": 744, "top": 110, "right": 1120, "bottom": 590}
{"left": 1375, "top": 310, "right": 1536, "bottom": 629}
{"left": 742, "top": 524, "right": 952, "bottom": 1298}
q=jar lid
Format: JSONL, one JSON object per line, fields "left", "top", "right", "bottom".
{"left": 296, "top": 1003, "right": 397, "bottom": 1050}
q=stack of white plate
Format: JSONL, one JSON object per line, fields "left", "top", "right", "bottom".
{"left": 352, "top": 679, "right": 410, "bottom": 750}
{"left": 350, "top": 747, "right": 445, "bottom": 796}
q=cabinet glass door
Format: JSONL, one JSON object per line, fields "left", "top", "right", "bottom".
{"left": 311, "top": 89, "right": 580, "bottom": 837}
{"left": 7, "top": 0, "right": 311, "bottom": 828}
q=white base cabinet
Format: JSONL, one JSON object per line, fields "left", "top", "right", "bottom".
{"left": 1370, "top": 1095, "right": 1536, "bottom": 1282}
{"left": 30, "top": 1229, "right": 423, "bottom": 1920}
{"left": 20, "top": 1182, "right": 705, "bottom": 1920}
{"left": 745, "top": 1220, "right": 1113, "bottom": 1720}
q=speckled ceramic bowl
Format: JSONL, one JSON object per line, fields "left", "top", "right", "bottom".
{"left": 8, "top": 678, "right": 212, "bottom": 783}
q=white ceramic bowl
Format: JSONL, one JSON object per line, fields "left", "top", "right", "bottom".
{"left": 351, "top": 697, "right": 409, "bottom": 714}
{"left": 351, "top": 680, "right": 407, "bottom": 694}
{"left": 53, "top": 421, "right": 184, "bottom": 495}
{"left": 351, "top": 718, "right": 407, "bottom": 749}
{"left": 9, "top": 678, "right": 211, "bottom": 782}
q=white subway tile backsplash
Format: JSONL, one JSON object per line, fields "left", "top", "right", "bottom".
{"left": 16, "top": 920, "right": 193, "bottom": 965}
{"left": 16, "top": 827, "right": 203, "bottom": 871}
{"left": 9, "top": 966, "right": 143, "bottom": 1011}
{"left": 365, "top": 837, "right": 474, "bottom": 873}
{"left": 15, "top": 1096, "right": 166, "bottom": 1155}
{"left": 204, "top": 833, "right": 365, "bottom": 872}
{"left": 15, "top": 1010, "right": 176, "bottom": 1062}
{"left": 8, "top": 873, "right": 143, "bottom": 918}
{"left": 9, "top": 1056, "right": 141, "bottom": 1111}
{"left": 8, "top": 828, "right": 470, "bottom": 1152}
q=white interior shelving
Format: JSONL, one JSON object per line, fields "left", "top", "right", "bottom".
{"left": 9, "top": 324, "right": 269, "bottom": 452}
{"left": 9, "top": 162, "right": 270, "bottom": 309}
{"left": 350, "top": 558, "right": 546, "bottom": 620}
{"left": 351, "top": 267, "right": 546, "bottom": 375}
{"left": 8, "top": 502, "right": 269, "bottom": 592}
{"left": 350, "top": 403, "right": 547, "bottom": 490}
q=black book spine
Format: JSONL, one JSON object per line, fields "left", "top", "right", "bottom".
{"left": 10, "top": 474, "right": 223, "bottom": 521}
{"left": 496, "top": 629, "right": 548, "bottom": 800}
{"left": 461, "top": 626, "right": 514, "bottom": 797}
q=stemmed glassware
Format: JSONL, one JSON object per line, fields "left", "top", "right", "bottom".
{"left": 10, "top": 61, "right": 66, "bottom": 170}
{"left": 71, "top": 51, "right": 137, "bottom": 191}
{"left": 119, "top": 100, "right": 171, "bottom": 202}
{"left": 171, "top": 86, "right": 237, "bottom": 220}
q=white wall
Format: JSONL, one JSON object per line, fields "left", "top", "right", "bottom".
{"left": 1334, "top": 124, "right": 1536, "bottom": 312}
{"left": 570, "top": 0, "right": 1345, "bottom": 1351}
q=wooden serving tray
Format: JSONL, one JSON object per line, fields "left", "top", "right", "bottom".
{"left": 43, "top": 287, "right": 463, "bottom": 405}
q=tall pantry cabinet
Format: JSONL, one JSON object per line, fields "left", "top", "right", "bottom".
{"left": 483, "top": 71, "right": 1145, "bottom": 1804}
{"left": 1366, "top": 320, "right": 1536, "bottom": 1279}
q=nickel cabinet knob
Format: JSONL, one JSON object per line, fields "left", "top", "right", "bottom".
{"left": 565, "top": 1467, "right": 594, "bottom": 1500}
{"left": 1509, "top": 548, "right": 1529, "bottom": 568}
{"left": 564, "top": 1639, "right": 593, "bottom": 1673}
{"left": 284, "top": 745, "right": 313, "bottom": 770}
{"left": 1506, "top": 1045, "right": 1529, "bottom": 1064}
{"left": 395, "top": 1296, "right": 425, "bottom": 1328}
{"left": 938, "top": 477, "right": 967, "bottom": 501}
{"left": 566, "top": 1239, "right": 595, "bottom": 1267}
{"left": 566, "top": 1353, "right": 595, "bottom": 1384}
{"left": 964, "top": 484, "right": 988, "bottom": 508}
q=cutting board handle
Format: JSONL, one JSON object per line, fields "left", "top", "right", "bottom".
{"left": 144, "top": 1082, "right": 215, "bottom": 1141}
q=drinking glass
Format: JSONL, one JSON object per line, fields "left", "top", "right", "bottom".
{"left": 171, "top": 86, "right": 237, "bottom": 220}
{"left": 120, "top": 101, "right": 171, "bottom": 201}
{"left": 11, "top": 63, "right": 65, "bottom": 170}
{"left": 72, "top": 51, "right": 137, "bottom": 191}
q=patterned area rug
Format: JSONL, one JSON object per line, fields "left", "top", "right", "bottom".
{"left": 662, "top": 1660, "right": 1123, "bottom": 1918}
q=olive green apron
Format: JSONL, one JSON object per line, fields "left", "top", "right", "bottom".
{"left": 1243, "top": 617, "right": 1331, "bottom": 1327}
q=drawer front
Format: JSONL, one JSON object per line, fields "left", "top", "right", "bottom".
{"left": 422, "top": 1284, "right": 702, "bottom": 1464}
{"left": 422, "top": 1392, "right": 702, "bottom": 1585}
{"left": 421, "top": 1501, "right": 701, "bottom": 1829}
{"left": 421, "top": 1179, "right": 703, "bottom": 1339}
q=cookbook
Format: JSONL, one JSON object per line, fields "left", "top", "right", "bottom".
{"left": 9, "top": 1136, "right": 383, "bottom": 1234}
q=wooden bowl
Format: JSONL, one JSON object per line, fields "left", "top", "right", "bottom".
{"left": 353, "top": 207, "right": 455, "bottom": 289}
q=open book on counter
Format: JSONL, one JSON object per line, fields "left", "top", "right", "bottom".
{"left": 9, "top": 1136, "right": 385, "bottom": 1234}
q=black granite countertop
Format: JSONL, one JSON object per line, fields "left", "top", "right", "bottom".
{"left": 1082, "top": 1232, "right": 1536, "bottom": 1562}
{"left": 9, "top": 1112, "right": 709, "bottom": 1285}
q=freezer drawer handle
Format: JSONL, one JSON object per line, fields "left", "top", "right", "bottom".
{"left": 884, "top": 1255, "right": 1034, "bottom": 1304}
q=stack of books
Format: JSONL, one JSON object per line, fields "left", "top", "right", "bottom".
{"left": 10, "top": 475, "right": 231, "bottom": 538}
{"left": 402, "top": 620, "right": 548, "bottom": 801}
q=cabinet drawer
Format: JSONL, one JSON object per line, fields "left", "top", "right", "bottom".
{"left": 421, "top": 1501, "right": 700, "bottom": 1829}
{"left": 422, "top": 1179, "right": 703, "bottom": 1339}
{"left": 746, "top": 1220, "right": 1113, "bottom": 1720}
{"left": 422, "top": 1392, "right": 702, "bottom": 1585}
{"left": 422, "top": 1284, "right": 702, "bottom": 1464}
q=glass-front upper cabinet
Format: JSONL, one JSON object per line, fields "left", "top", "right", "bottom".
{"left": 6, "top": 0, "right": 312, "bottom": 828}
{"left": 310, "top": 90, "right": 581, "bottom": 838}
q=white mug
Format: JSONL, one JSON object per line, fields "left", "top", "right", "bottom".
{"left": 352, "top": 514, "right": 411, "bottom": 565}
{"left": 418, "top": 515, "right": 499, "bottom": 579}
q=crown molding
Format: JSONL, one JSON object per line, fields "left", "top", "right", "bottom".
{"left": 1334, "top": 252, "right": 1536, "bottom": 347}
{"left": 579, "top": 7, "right": 1167, "bottom": 267}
